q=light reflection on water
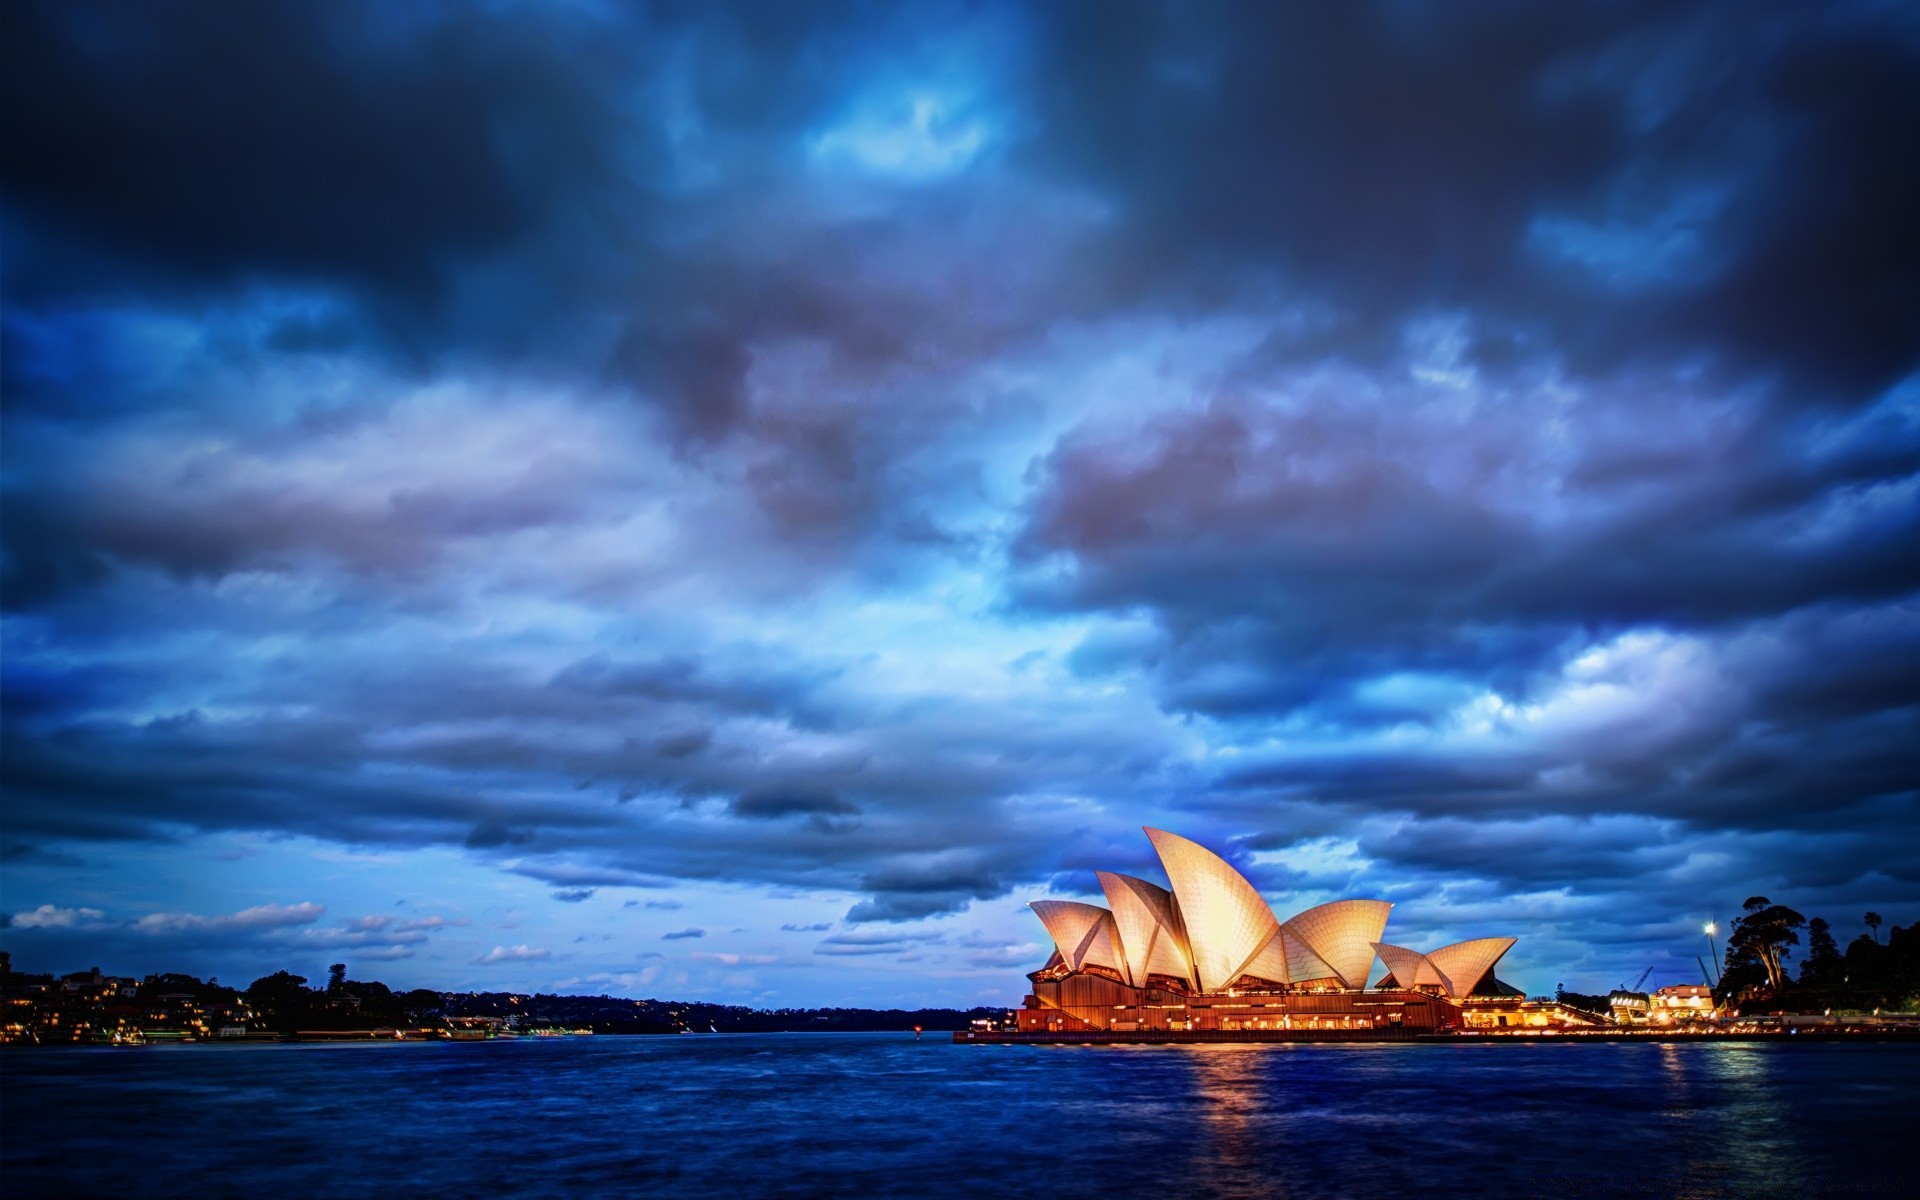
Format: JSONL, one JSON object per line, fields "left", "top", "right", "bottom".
{"left": 5, "top": 1036, "right": 1915, "bottom": 1199}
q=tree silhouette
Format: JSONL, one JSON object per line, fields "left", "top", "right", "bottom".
{"left": 1726, "top": 896, "right": 1805, "bottom": 996}
{"left": 1865, "top": 912, "right": 1883, "bottom": 944}
{"left": 244, "top": 971, "right": 318, "bottom": 1033}
{"left": 1799, "top": 917, "right": 1844, "bottom": 988}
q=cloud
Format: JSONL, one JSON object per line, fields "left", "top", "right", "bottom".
{"left": 844, "top": 854, "right": 1014, "bottom": 923}
{"left": 475, "top": 944, "right": 552, "bottom": 965}
{"left": 134, "top": 902, "right": 325, "bottom": 936}
{"left": 1018, "top": 378, "right": 1919, "bottom": 707}
{"left": 692, "top": 952, "right": 778, "bottom": 966}
{"left": 1, "top": 901, "right": 463, "bottom": 957}
{"left": 1, "top": 0, "right": 628, "bottom": 305}
{"left": 0, "top": 898, "right": 466, "bottom": 979}
{"left": 728, "top": 789, "right": 861, "bottom": 821}
{"left": 504, "top": 862, "right": 676, "bottom": 890}
{"left": 9, "top": 904, "right": 107, "bottom": 930}
{"left": 393, "top": 916, "right": 465, "bottom": 933}
{"left": 661, "top": 928, "right": 706, "bottom": 941}
{"left": 962, "top": 941, "right": 1047, "bottom": 969}
{"left": 814, "top": 930, "right": 946, "bottom": 957}
{"left": 1018, "top": 2, "right": 1920, "bottom": 396}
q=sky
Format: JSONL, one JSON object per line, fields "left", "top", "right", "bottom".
{"left": 2, "top": 0, "right": 1917, "bottom": 1008}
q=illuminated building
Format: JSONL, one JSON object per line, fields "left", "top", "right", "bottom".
{"left": 1013, "top": 828, "right": 1521, "bottom": 1037}
{"left": 1457, "top": 999, "right": 1609, "bottom": 1029}
{"left": 1609, "top": 989, "right": 1651, "bottom": 1025}
{"left": 1649, "top": 984, "right": 1715, "bottom": 1024}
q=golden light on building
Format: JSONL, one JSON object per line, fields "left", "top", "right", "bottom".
{"left": 1141, "top": 828, "right": 1280, "bottom": 992}
{"left": 1010, "top": 827, "right": 1523, "bottom": 1038}
{"left": 1028, "top": 900, "right": 1127, "bottom": 981}
{"left": 1371, "top": 937, "right": 1517, "bottom": 997}
{"left": 1281, "top": 900, "right": 1393, "bottom": 988}
{"left": 1095, "top": 871, "right": 1192, "bottom": 987}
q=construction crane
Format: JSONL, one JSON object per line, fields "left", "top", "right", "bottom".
{"left": 1619, "top": 965, "right": 1655, "bottom": 992}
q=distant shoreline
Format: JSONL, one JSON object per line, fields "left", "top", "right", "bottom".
{"left": 0, "top": 1026, "right": 974, "bottom": 1048}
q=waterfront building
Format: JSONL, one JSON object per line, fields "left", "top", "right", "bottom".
{"left": 1457, "top": 997, "right": 1609, "bottom": 1030}
{"left": 1017, "top": 829, "right": 1521, "bottom": 1035}
{"left": 1609, "top": 989, "right": 1651, "bottom": 1025}
{"left": 1649, "top": 984, "right": 1715, "bottom": 1024}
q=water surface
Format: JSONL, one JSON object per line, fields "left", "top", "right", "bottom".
{"left": 5, "top": 1035, "right": 1915, "bottom": 1198}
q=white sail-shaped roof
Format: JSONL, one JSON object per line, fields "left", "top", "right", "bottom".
{"left": 1426, "top": 937, "right": 1515, "bottom": 997}
{"left": 1278, "top": 924, "right": 1339, "bottom": 984}
{"left": 1144, "top": 828, "right": 1280, "bottom": 992}
{"left": 1371, "top": 942, "right": 1439, "bottom": 990}
{"left": 1238, "top": 930, "right": 1290, "bottom": 985}
{"left": 1281, "top": 900, "right": 1391, "bottom": 988}
{"left": 1030, "top": 901, "right": 1126, "bottom": 977}
{"left": 1372, "top": 939, "right": 1515, "bottom": 997}
{"left": 1077, "top": 912, "right": 1126, "bottom": 977}
{"left": 1097, "top": 871, "right": 1192, "bottom": 987}
{"left": 1023, "top": 831, "right": 1519, "bottom": 999}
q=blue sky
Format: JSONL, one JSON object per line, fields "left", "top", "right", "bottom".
{"left": 3, "top": 0, "right": 1917, "bottom": 1006}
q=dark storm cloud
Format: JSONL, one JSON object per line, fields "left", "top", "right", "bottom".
{"left": 1019, "top": 383, "right": 1920, "bottom": 702}
{"left": 1016, "top": 381, "right": 1920, "bottom": 838}
{"left": 841, "top": 855, "right": 1014, "bottom": 923}
{"left": 1, "top": 0, "right": 901, "bottom": 461}
{"left": 1021, "top": 0, "right": 1920, "bottom": 398}
{"left": 0, "top": 587, "right": 1146, "bottom": 935}
{"left": 508, "top": 862, "right": 672, "bottom": 890}
{"left": 8, "top": 1, "right": 1916, "bottom": 411}
{"left": 1352, "top": 814, "right": 1919, "bottom": 902}
{"left": 0, "top": 0, "right": 627, "bottom": 301}
{"left": 728, "top": 790, "right": 861, "bottom": 820}
{"left": 553, "top": 654, "right": 838, "bottom": 728}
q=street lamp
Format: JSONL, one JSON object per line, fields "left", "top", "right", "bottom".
{"left": 1703, "top": 921, "right": 1721, "bottom": 988}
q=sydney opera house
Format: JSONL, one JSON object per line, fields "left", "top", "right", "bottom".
{"left": 1009, "top": 828, "right": 1520, "bottom": 1038}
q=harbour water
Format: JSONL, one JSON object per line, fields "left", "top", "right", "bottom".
{"left": 5, "top": 1034, "right": 1915, "bottom": 1198}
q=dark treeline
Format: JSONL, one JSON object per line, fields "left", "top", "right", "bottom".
{"left": 1543, "top": 905, "right": 1917, "bottom": 1019}
{"left": 246, "top": 965, "right": 446, "bottom": 1032}
{"left": 1718, "top": 904, "right": 1917, "bottom": 1011}
{"left": 1552, "top": 989, "right": 1613, "bottom": 1016}
{"left": 1, "top": 955, "right": 1001, "bottom": 1041}
{"left": 440, "top": 991, "right": 1000, "bottom": 1034}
